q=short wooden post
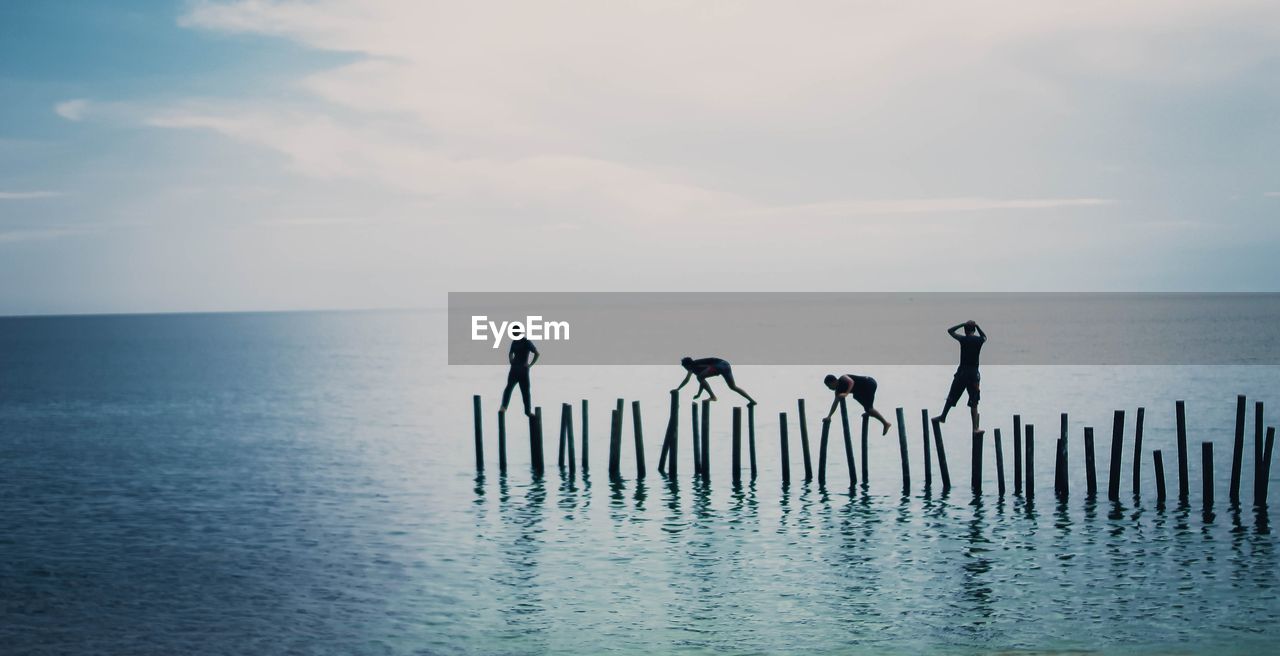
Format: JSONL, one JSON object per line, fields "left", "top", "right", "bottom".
{"left": 498, "top": 410, "right": 508, "bottom": 473}
{"left": 557, "top": 404, "right": 567, "bottom": 469}
{"left": 581, "top": 399, "right": 589, "bottom": 472}
{"left": 1013, "top": 414, "right": 1023, "bottom": 495}
{"left": 1231, "top": 394, "right": 1245, "bottom": 504}
{"left": 839, "top": 398, "right": 857, "bottom": 488}
{"left": 732, "top": 407, "right": 742, "bottom": 485}
{"left": 994, "top": 427, "right": 1005, "bottom": 495}
{"left": 1132, "top": 407, "right": 1144, "bottom": 498}
{"left": 860, "top": 413, "right": 869, "bottom": 484}
{"left": 972, "top": 430, "right": 983, "bottom": 496}
{"left": 748, "top": 404, "right": 758, "bottom": 479}
{"left": 658, "top": 392, "right": 674, "bottom": 474}
{"left": 473, "top": 395, "right": 484, "bottom": 471}
{"left": 1084, "top": 427, "right": 1097, "bottom": 498}
{"left": 691, "top": 402, "right": 701, "bottom": 478}
{"left": 1154, "top": 450, "right": 1167, "bottom": 505}
{"left": 819, "top": 418, "right": 831, "bottom": 487}
{"left": 930, "top": 417, "right": 951, "bottom": 491}
{"left": 531, "top": 406, "right": 544, "bottom": 475}
{"left": 1025, "top": 424, "right": 1035, "bottom": 500}
{"left": 895, "top": 408, "right": 911, "bottom": 493}
{"left": 665, "top": 395, "right": 679, "bottom": 477}
{"left": 1055, "top": 413, "right": 1067, "bottom": 498}
{"left": 632, "top": 400, "right": 645, "bottom": 479}
{"left": 779, "top": 412, "right": 791, "bottom": 486}
{"left": 1203, "top": 441, "right": 1215, "bottom": 509}
{"left": 1177, "top": 400, "right": 1189, "bottom": 503}
{"left": 701, "top": 399, "right": 711, "bottom": 481}
{"left": 1261, "top": 427, "right": 1275, "bottom": 506}
{"left": 922, "top": 409, "right": 933, "bottom": 489}
{"left": 1108, "top": 410, "right": 1124, "bottom": 502}
{"left": 564, "top": 403, "right": 576, "bottom": 477}
{"left": 798, "top": 399, "right": 813, "bottom": 481}
{"left": 608, "top": 408, "right": 621, "bottom": 478}
{"left": 1254, "top": 402, "right": 1265, "bottom": 506}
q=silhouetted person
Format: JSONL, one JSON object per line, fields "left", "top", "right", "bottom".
{"left": 673, "top": 356, "right": 757, "bottom": 405}
{"left": 500, "top": 336, "right": 539, "bottom": 417}
{"left": 824, "top": 373, "right": 891, "bottom": 435}
{"left": 935, "top": 320, "right": 986, "bottom": 435}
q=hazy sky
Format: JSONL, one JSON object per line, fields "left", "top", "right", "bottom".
{"left": 2, "top": 1, "right": 1278, "bottom": 315}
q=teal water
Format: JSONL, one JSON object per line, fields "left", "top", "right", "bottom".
{"left": 1, "top": 310, "right": 1278, "bottom": 654}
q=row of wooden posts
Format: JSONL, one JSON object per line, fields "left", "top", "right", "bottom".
{"left": 473, "top": 392, "right": 1277, "bottom": 508}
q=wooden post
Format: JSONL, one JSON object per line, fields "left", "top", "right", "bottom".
{"left": 558, "top": 404, "right": 567, "bottom": 469}
{"left": 666, "top": 394, "right": 679, "bottom": 477}
{"left": 1108, "top": 410, "right": 1125, "bottom": 502}
{"left": 658, "top": 393, "right": 674, "bottom": 474}
{"left": 748, "top": 404, "right": 758, "bottom": 479}
{"left": 691, "top": 402, "right": 701, "bottom": 479}
{"left": 798, "top": 399, "right": 814, "bottom": 481}
{"left": 895, "top": 408, "right": 911, "bottom": 493}
{"left": 608, "top": 408, "right": 621, "bottom": 478}
{"left": 1255, "top": 402, "right": 1265, "bottom": 506}
{"left": 498, "top": 410, "right": 507, "bottom": 473}
{"left": 972, "top": 430, "right": 983, "bottom": 496}
{"left": 732, "top": 407, "right": 742, "bottom": 485}
{"left": 531, "top": 406, "right": 544, "bottom": 475}
{"left": 1084, "top": 427, "right": 1097, "bottom": 498}
{"left": 1177, "top": 400, "right": 1189, "bottom": 503}
{"left": 1154, "top": 450, "right": 1167, "bottom": 505}
{"left": 818, "top": 418, "right": 831, "bottom": 487}
{"left": 779, "top": 412, "right": 791, "bottom": 486}
{"left": 564, "top": 403, "right": 576, "bottom": 477}
{"left": 473, "top": 395, "right": 484, "bottom": 471}
{"left": 1203, "top": 441, "right": 1215, "bottom": 509}
{"left": 1261, "top": 427, "right": 1275, "bottom": 506}
{"left": 1132, "top": 407, "right": 1144, "bottom": 498}
{"left": 581, "top": 399, "right": 589, "bottom": 472}
{"left": 922, "top": 409, "right": 933, "bottom": 489}
{"left": 839, "top": 398, "right": 857, "bottom": 488}
{"left": 1013, "top": 414, "right": 1023, "bottom": 495}
{"left": 1231, "top": 394, "right": 1245, "bottom": 504}
{"left": 994, "top": 427, "right": 1005, "bottom": 496}
{"left": 1055, "top": 438, "right": 1068, "bottom": 500}
{"left": 930, "top": 417, "right": 951, "bottom": 492}
{"left": 632, "top": 400, "right": 645, "bottom": 479}
{"left": 860, "top": 413, "right": 869, "bottom": 485}
{"left": 1025, "top": 424, "right": 1035, "bottom": 501}
{"left": 701, "top": 399, "right": 711, "bottom": 481}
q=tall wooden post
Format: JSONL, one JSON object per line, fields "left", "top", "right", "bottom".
{"left": 895, "top": 407, "right": 911, "bottom": 493}
{"left": 632, "top": 400, "right": 645, "bottom": 479}
{"left": 798, "top": 399, "right": 813, "bottom": 481}
{"left": 748, "top": 404, "right": 758, "bottom": 479}
{"left": 779, "top": 412, "right": 791, "bottom": 486}
{"left": 993, "top": 427, "right": 1005, "bottom": 495}
{"left": 732, "top": 407, "right": 742, "bottom": 485}
{"left": 1132, "top": 407, "right": 1144, "bottom": 498}
{"left": 1013, "top": 414, "right": 1023, "bottom": 495}
{"left": 1108, "top": 410, "right": 1125, "bottom": 502}
{"left": 1176, "top": 400, "right": 1189, "bottom": 504}
{"left": 931, "top": 417, "right": 951, "bottom": 492}
{"left": 1084, "top": 427, "right": 1097, "bottom": 498}
{"left": 473, "top": 395, "right": 484, "bottom": 472}
{"left": 1231, "top": 394, "right": 1246, "bottom": 504}
{"left": 839, "top": 399, "right": 857, "bottom": 488}
{"left": 922, "top": 409, "right": 933, "bottom": 489}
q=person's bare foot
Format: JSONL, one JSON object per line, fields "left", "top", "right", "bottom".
{"left": 708, "top": 395, "right": 718, "bottom": 402}
{"left": 973, "top": 429, "right": 985, "bottom": 437}
{"left": 932, "top": 415, "right": 945, "bottom": 424}
{"left": 882, "top": 422, "right": 892, "bottom": 436}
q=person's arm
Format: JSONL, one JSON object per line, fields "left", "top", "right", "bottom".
{"left": 947, "top": 322, "right": 966, "bottom": 339}
{"left": 527, "top": 342, "right": 540, "bottom": 367}
{"left": 673, "top": 370, "right": 693, "bottom": 392}
{"left": 826, "top": 391, "right": 849, "bottom": 419}
{"left": 694, "top": 376, "right": 713, "bottom": 399}
{"left": 509, "top": 342, "right": 518, "bottom": 365}
{"left": 974, "top": 323, "right": 987, "bottom": 340}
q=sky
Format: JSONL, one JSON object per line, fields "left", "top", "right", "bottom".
{"left": 1, "top": 0, "right": 1278, "bottom": 315}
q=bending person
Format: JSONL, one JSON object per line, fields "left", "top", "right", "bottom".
{"left": 673, "top": 356, "right": 757, "bottom": 406}
{"left": 934, "top": 320, "right": 986, "bottom": 435}
{"left": 824, "top": 373, "right": 891, "bottom": 435}
{"left": 499, "top": 336, "right": 539, "bottom": 417}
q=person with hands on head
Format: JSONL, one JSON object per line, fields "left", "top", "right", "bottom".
{"left": 934, "top": 319, "right": 986, "bottom": 436}
{"left": 672, "top": 356, "right": 757, "bottom": 406}
{"left": 499, "top": 336, "right": 539, "bottom": 418}
{"left": 823, "top": 373, "right": 892, "bottom": 435}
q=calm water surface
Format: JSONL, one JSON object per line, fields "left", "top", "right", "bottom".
{"left": 1, "top": 311, "right": 1278, "bottom": 654}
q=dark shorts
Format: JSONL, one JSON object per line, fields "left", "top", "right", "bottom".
{"left": 851, "top": 377, "right": 877, "bottom": 410}
{"left": 713, "top": 361, "right": 736, "bottom": 388}
{"left": 946, "top": 367, "right": 980, "bottom": 408}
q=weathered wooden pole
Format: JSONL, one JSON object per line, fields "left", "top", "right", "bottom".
{"left": 665, "top": 394, "right": 679, "bottom": 477}
{"left": 608, "top": 408, "right": 621, "bottom": 478}
{"left": 1154, "top": 450, "right": 1167, "bottom": 505}
{"left": 581, "top": 399, "right": 589, "bottom": 472}
{"left": 779, "top": 412, "right": 791, "bottom": 486}
{"left": 1055, "top": 438, "right": 1068, "bottom": 500}
{"left": 1261, "top": 426, "right": 1275, "bottom": 506}
{"left": 860, "top": 414, "right": 870, "bottom": 485}
{"left": 732, "top": 407, "right": 743, "bottom": 485}
{"left": 748, "top": 404, "right": 758, "bottom": 479}
{"left": 994, "top": 428, "right": 1005, "bottom": 496}
{"left": 1254, "top": 402, "right": 1265, "bottom": 506}
{"left": 1084, "top": 427, "right": 1097, "bottom": 498}
{"left": 1108, "top": 410, "right": 1125, "bottom": 502}
{"left": 930, "top": 417, "right": 951, "bottom": 492}
{"left": 819, "top": 418, "right": 831, "bottom": 487}
{"left": 631, "top": 400, "right": 645, "bottom": 479}
{"left": 1203, "top": 441, "right": 1215, "bottom": 509}
{"left": 1132, "top": 407, "right": 1145, "bottom": 498}
{"left": 531, "top": 406, "right": 544, "bottom": 475}
{"left": 839, "top": 398, "right": 857, "bottom": 488}
{"left": 922, "top": 409, "right": 933, "bottom": 489}
{"left": 1024, "top": 424, "right": 1035, "bottom": 501}
{"left": 558, "top": 404, "right": 567, "bottom": 469}
{"left": 473, "top": 395, "right": 484, "bottom": 471}
{"left": 798, "top": 399, "right": 813, "bottom": 481}
{"left": 658, "top": 392, "right": 675, "bottom": 474}
{"left": 896, "top": 408, "right": 911, "bottom": 493}
{"left": 691, "top": 402, "right": 701, "bottom": 479}
{"left": 1231, "top": 394, "right": 1246, "bottom": 504}
{"left": 564, "top": 403, "right": 576, "bottom": 477}
{"left": 1177, "top": 400, "right": 1189, "bottom": 503}
{"left": 1013, "top": 414, "right": 1023, "bottom": 495}
{"left": 972, "top": 430, "right": 984, "bottom": 496}
{"left": 498, "top": 410, "right": 508, "bottom": 473}
{"left": 701, "top": 399, "right": 711, "bottom": 481}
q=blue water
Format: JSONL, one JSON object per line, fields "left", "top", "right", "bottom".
{"left": 2, "top": 310, "right": 1278, "bottom": 654}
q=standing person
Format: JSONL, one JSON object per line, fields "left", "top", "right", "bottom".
{"left": 673, "top": 356, "right": 757, "bottom": 406}
{"left": 823, "top": 373, "right": 891, "bottom": 435}
{"left": 935, "top": 320, "right": 986, "bottom": 435}
{"left": 499, "top": 336, "right": 539, "bottom": 417}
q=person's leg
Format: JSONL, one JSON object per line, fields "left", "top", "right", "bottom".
{"left": 967, "top": 379, "right": 981, "bottom": 434}
{"left": 721, "top": 365, "right": 756, "bottom": 405}
{"left": 517, "top": 368, "right": 533, "bottom": 417}
{"left": 694, "top": 377, "right": 716, "bottom": 401}
{"left": 937, "top": 376, "right": 964, "bottom": 422}
{"left": 867, "top": 407, "right": 892, "bottom": 435}
{"left": 500, "top": 369, "right": 518, "bottom": 412}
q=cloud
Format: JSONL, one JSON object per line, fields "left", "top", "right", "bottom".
{"left": 0, "top": 191, "right": 63, "bottom": 200}
{"left": 736, "top": 197, "right": 1115, "bottom": 219}
{"left": 54, "top": 99, "right": 91, "bottom": 122}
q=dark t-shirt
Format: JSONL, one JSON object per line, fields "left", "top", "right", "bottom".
{"left": 839, "top": 374, "right": 873, "bottom": 395}
{"left": 509, "top": 338, "right": 538, "bottom": 368}
{"left": 956, "top": 334, "right": 984, "bottom": 368}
